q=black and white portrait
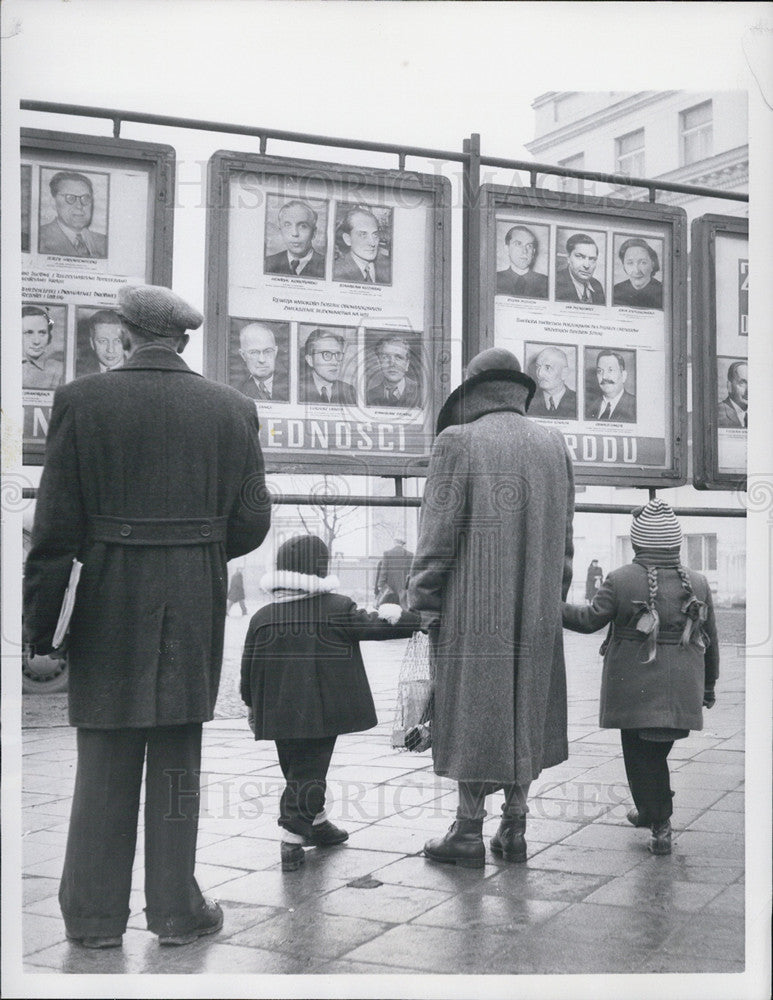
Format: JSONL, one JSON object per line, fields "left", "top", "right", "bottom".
{"left": 525, "top": 342, "right": 578, "bottom": 419}
{"left": 612, "top": 234, "right": 664, "bottom": 310}
{"left": 229, "top": 317, "right": 291, "bottom": 402}
{"left": 495, "top": 221, "right": 550, "bottom": 299}
{"left": 263, "top": 195, "right": 328, "bottom": 279}
{"left": 22, "top": 302, "right": 66, "bottom": 390}
{"left": 584, "top": 346, "right": 637, "bottom": 423}
{"left": 332, "top": 203, "right": 393, "bottom": 285}
{"left": 298, "top": 324, "right": 358, "bottom": 405}
{"left": 365, "top": 331, "right": 422, "bottom": 409}
{"left": 38, "top": 167, "right": 110, "bottom": 259}
{"left": 555, "top": 228, "right": 606, "bottom": 305}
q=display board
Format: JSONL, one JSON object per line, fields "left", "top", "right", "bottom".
{"left": 476, "top": 186, "right": 689, "bottom": 486}
{"left": 21, "top": 129, "right": 175, "bottom": 463}
{"left": 691, "top": 214, "right": 748, "bottom": 491}
{"left": 205, "top": 153, "right": 451, "bottom": 476}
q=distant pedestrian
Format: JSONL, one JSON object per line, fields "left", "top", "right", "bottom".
{"left": 240, "top": 535, "right": 421, "bottom": 871}
{"left": 227, "top": 568, "right": 247, "bottom": 616}
{"left": 585, "top": 559, "right": 603, "bottom": 602}
{"left": 23, "top": 284, "right": 271, "bottom": 948}
{"left": 562, "top": 500, "right": 719, "bottom": 855}
{"left": 375, "top": 536, "right": 413, "bottom": 609}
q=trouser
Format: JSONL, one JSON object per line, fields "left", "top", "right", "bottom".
{"left": 620, "top": 729, "right": 675, "bottom": 826}
{"left": 59, "top": 724, "right": 205, "bottom": 938}
{"left": 456, "top": 780, "right": 532, "bottom": 821}
{"left": 275, "top": 736, "right": 337, "bottom": 836}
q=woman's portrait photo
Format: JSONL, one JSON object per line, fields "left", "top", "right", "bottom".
{"left": 612, "top": 234, "right": 664, "bottom": 310}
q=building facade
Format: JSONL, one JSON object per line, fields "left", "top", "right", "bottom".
{"left": 528, "top": 91, "right": 748, "bottom": 606}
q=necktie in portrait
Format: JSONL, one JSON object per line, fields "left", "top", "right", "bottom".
{"left": 547, "top": 397, "right": 555, "bottom": 412}
{"left": 320, "top": 385, "right": 329, "bottom": 402}
{"left": 290, "top": 259, "right": 300, "bottom": 274}
{"left": 600, "top": 402, "right": 612, "bottom": 420}
{"left": 364, "top": 265, "right": 374, "bottom": 283}
{"left": 583, "top": 284, "right": 592, "bottom": 303}
{"left": 74, "top": 234, "right": 91, "bottom": 257}
{"left": 256, "top": 380, "right": 270, "bottom": 400}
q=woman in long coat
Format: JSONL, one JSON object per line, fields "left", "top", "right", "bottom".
{"left": 408, "top": 348, "right": 575, "bottom": 867}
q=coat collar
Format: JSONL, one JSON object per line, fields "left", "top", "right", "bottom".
{"left": 119, "top": 343, "right": 202, "bottom": 376}
{"left": 435, "top": 368, "right": 537, "bottom": 435}
{"left": 632, "top": 548, "right": 682, "bottom": 569}
{"left": 260, "top": 570, "right": 341, "bottom": 602}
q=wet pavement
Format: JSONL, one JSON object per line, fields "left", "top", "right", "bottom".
{"left": 17, "top": 614, "right": 749, "bottom": 982}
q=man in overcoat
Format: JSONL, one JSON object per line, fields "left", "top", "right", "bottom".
{"left": 23, "top": 284, "right": 271, "bottom": 948}
{"left": 375, "top": 537, "right": 414, "bottom": 609}
{"left": 408, "top": 347, "right": 575, "bottom": 867}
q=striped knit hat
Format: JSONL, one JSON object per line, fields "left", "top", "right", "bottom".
{"left": 630, "top": 499, "right": 682, "bottom": 549}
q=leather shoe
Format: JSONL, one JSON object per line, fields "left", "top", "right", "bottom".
{"left": 626, "top": 808, "right": 649, "bottom": 828}
{"left": 305, "top": 820, "right": 348, "bottom": 846}
{"left": 424, "top": 818, "right": 485, "bottom": 868}
{"left": 490, "top": 815, "right": 527, "bottom": 863}
{"left": 281, "top": 841, "right": 305, "bottom": 872}
{"left": 157, "top": 898, "right": 223, "bottom": 946}
{"left": 649, "top": 820, "right": 672, "bottom": 855}
{"left": 67, "top": 935, "right": 122, "bottom": 949}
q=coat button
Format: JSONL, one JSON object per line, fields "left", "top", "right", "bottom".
{"left": 200, "top": 523, "right": 212, "bottom": 537}
{"left": 120, "top": 524, "right": 132, "bottom": 537}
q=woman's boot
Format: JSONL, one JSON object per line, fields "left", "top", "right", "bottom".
{"left": 423, "top": 819, "right": 485, "bottom": 868}
{"left": 490, "top": 814, "right": 527, "bottom": 862}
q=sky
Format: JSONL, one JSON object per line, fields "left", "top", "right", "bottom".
{"left": 2, "top": 3, "right": 772, "bottom": 998}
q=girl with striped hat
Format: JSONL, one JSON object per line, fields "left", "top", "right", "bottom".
{"left": 562, "top": 499, "right": 719, "bottom": 855}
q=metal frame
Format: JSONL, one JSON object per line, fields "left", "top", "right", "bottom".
{"left": 473, "top": 183, "right": 689, "bottom": 487}
{"left": 691, "top": 214, "right": 749, "bottom": 492}
{"left": 17, "top": 104, "right": 748, "bottom": 517}
{"left": 204, "top": 151, "right": 451, "bottom": 476}
{"left": 21, "top": 128, "right": 176, "bottom": 464}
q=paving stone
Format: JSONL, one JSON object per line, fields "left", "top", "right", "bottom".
{"left": 479, "top": 865, "right": 610, "bottom": 902}
{"left": 213, "top": 868, "right": 345, "bottom": 908}
{"left": 703, "top": 882, "right": 745, "bottom": 915}
{"left": 22, "top": 875, "right": 60, "bottom": 906}
{"left": 195, "top": 835, "right": 281, "bottom": 872}
{"left": 342, "top": 922, "right": 511, "bottom": 973}
{"left": 317, "top": 958, "right": 412, "bottom": 973}
{"left": 228, "top": 908, "right": 390, "bottom": 958}
{"left": 412, "top": 891, "right": 567, "bottom": 929}
{"left": 562, "top": 822, "right": 644, "bottom": 852}
{"left": 22, "top": 913, "right": 68, "bottom": 956}
{"left": 308, "top": 881, "right": 451, "bottom": 923}
{"left": 371, "top": 855, "right": 499, "bottom": 892}
{"left": 525, "top": 844, "right": 642, "bottom": 876}
{"left": 635, "top": 953, "right": 745, "bottom": 974}
{"left": 674, "top": 830, "right": 745, "bottom": 861}
{"left": 712, "top": 790, "right": 745, "bottom": 812}
{"left": 583, "top": 874, "right": 724, "bottom": 912}
{"left": 684, "top": 808, "right": 744, "bottom": 834}
{"left": 346, "top": 822, "right": 429, "bottom": 855}
{"left": 660, "top": 911, "right": 745, "bottom": 962}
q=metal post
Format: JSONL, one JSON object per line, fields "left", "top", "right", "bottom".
{"left": 462, "top": 133, "right": 482, "bottom": 367}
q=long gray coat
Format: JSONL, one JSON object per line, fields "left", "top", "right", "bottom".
{"left": 407, "top": 370, "right": 575, "bottom": 785}
{"left": 23, "top": 344, "right": 271, "bottom": 729}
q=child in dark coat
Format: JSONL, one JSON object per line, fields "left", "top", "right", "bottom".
{"left": 562, "top": 500, "right": 719, "bottom": 855}
{"left": 240, "top": 534, "right": 421, "bottom": 870}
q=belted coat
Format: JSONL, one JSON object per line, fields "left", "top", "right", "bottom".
{"left": 23, "top": 344, "right": 271, "bottom": 729}
{"left": 407, "top": 369, "right": 575, "bottom": 785}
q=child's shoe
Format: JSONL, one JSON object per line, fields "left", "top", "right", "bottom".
{"left": 649, "top": 820, "right": 672, "bottom": 855}
{"left": 280, "top": 841, "right": 305, "bottom": 871}
{"left": 306, "top": 820, "right": 348, "bottom": 846}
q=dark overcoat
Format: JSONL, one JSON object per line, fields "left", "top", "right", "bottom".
{"left": 407, "top": 369, "right": 575, "bottom": 785}
{"left": 562, "top": 553, "right": 720, "bottom": 730}
{"left": 23, "top": 344, "right": 271, "bottom": 729}
{"left": 240, "top": 572, "right": 420, "bottom": 739}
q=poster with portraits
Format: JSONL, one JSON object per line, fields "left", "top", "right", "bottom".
{"left": 691, "top": 215, "right": 748, "bottom": 490}
{"left": 205, "top": 153, "right": 450, "bottom": 475}
{"left": 21, "top": 129, "right": 175, "bottom": 463}
{"left": 478, "top": 186, "right": 688, "bottom": 487}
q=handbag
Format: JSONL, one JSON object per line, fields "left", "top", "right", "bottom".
{"left": 391, "top": 630, "right": 434, "bottom": 752}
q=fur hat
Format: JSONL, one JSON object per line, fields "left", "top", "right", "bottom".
{"left": 630, "top": 499, "right": 682, "bottom": 550}
{"left": 465, "top": 347, "right": 522, "bottom": 379}
{"left": 116, "top": 284, "right": 203, "bottom": 339}
{"left": 276, "top": 534, "right": 330, "bottom": 578}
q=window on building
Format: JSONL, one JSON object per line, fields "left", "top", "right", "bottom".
{"left": 615, "top": 129, "right": 645, "bottom": 176}
{"left": 685, "top": 533, "right": 717, "bottom": 572}
{"left": 616, "top": 535, "right": 634, "bottom": 567}
{"left": 680, "top": 101, "right": 713, "bottom": 165}
{"left": 559, "top": 153, "right": 586, "bottom": 195}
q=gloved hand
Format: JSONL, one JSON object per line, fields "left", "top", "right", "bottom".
{"left": 702, "top": 688, "right": 716, "bottom": 709}
{"left": 419, "top": 611, "right": 440, "bottom": 633}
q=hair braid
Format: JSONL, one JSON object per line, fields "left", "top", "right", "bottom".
{"left": 646, "top": 565, "right": 658, "bottom": 612}
{"left": 675, "top": 563, "right": 693, "bottom": 597}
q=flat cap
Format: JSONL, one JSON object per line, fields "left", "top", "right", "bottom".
{"left": 116, "top": 284, "right": 203, "bottom": 339}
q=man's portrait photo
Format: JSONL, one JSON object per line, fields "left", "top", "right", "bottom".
{"left": 495, "top": 222, "right": 549, "bottom": 299}
{"left": 229, "top": 317, "right": 290, "bottom": 402}
{"left": 21, "top": 164, "right": 32, "bottom": 253}
{"left": 555, "top": 229, "right": 606, "bottom": 304}
{"left": 298, "top": 325, "right": 357, "bottom": 405}
{"left": 75, "top": 307, "right": 128, "bottom": 376}
{"left": 263, "top": 196, "right": 328, "bottom": 279}
{"left": 22, "top": 303, "right": 66, "bottom": 391}
{"left": 332, "top": 203, "right": 392, "bottom": 285}
{"left": 717, "top": 358, "right": 748, "bottom": 429}
{"left": 38, "top": 168, "right": 109, "bottom": 259}
{"left": 365, "top": 332, "right": 422, "bottom": 409}
{"left": 526, "top": 342, "right": 578, "bottom": 419}
{"left": 612, "top": 234, "right": 664, "bottom": 310}
{"left": 584, "top": 347, "right": 637, "bottom": 423}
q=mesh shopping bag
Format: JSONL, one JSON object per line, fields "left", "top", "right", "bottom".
{"left": 391, "top": 630, "right": 434, "bottom": 751}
